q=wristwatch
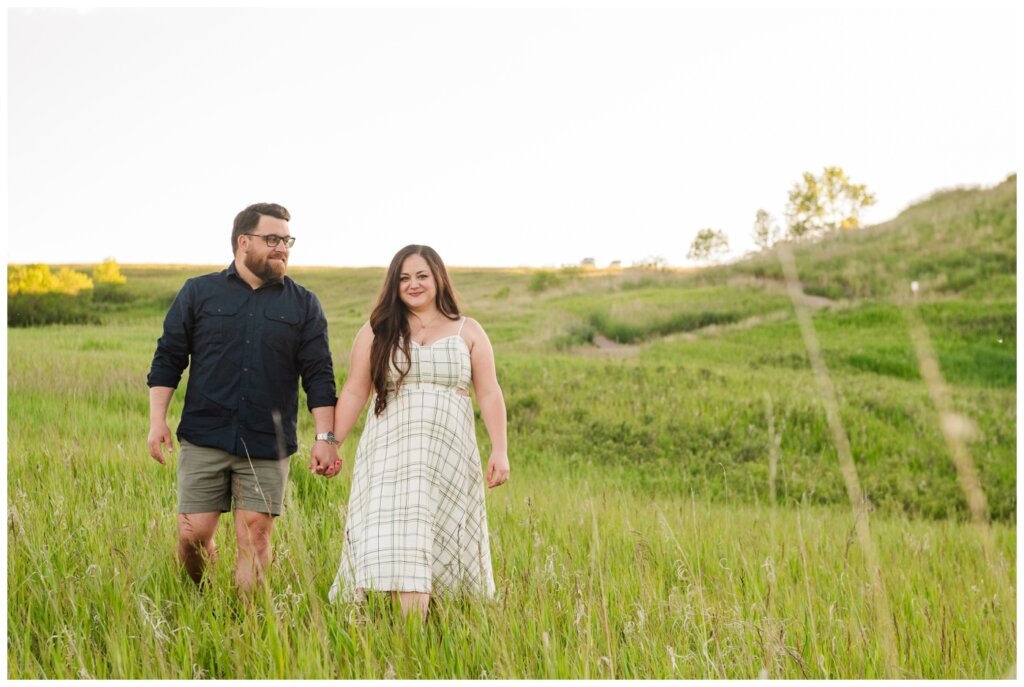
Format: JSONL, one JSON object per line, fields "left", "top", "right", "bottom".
{"left": 315, "top": 431, "right": 340, "bottom": 445}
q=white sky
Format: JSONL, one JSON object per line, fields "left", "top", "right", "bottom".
{"left": 5, "top": 3, "right": 1019, "bottom": 268}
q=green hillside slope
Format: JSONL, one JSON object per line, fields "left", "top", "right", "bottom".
{"left": 8, "top": 176, "right": 1015, "bottom": 521}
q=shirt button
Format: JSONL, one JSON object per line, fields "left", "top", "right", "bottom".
{"left": 243, "top": 368, "right": 248, "bottom": 372}
{"left": 241, "top": 396, "right": 246, "bottom": 400}
{"left": 249, "top": 312, "right": 254, "bottom": 317}
{"left": 245, "top": 340, "right": 250, "bottom": 344}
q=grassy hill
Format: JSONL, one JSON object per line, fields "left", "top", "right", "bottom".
{"left": 711, "top": 174, "right": 1017, "bottom": 300}
{"left": 11, "top": 174, "right": 1015, "bottom": 521}
{"left": 5, "top": 176, "right": 1015, "bottom": 678}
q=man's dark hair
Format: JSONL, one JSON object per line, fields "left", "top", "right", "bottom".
{"left": 232, "top": 203, "right": 291, "bottom": 253}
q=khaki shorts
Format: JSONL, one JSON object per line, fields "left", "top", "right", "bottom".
{"left": 178, "top": 439, "right": 290, "bottom": 516}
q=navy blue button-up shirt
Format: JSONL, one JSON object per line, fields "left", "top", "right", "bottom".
{"left": 147, "top": 263, "right": 337, "bottom": 459}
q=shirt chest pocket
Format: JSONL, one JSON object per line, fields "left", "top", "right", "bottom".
{"left": 263, "top": 308, "right": 301, "bottom": 354}
{"left": 199, "top": 300, "right": 241, "bottom": 344}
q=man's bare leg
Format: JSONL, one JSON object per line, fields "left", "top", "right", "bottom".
{"left": 177, "top": 512, "right": 220, "bottom": 585}
{"left": 234, "top": 509, "right": 274, "bottom": 594}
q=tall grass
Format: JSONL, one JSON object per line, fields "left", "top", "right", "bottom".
{"left": 6, "top": 444, "right": 1016, "bottom": 678}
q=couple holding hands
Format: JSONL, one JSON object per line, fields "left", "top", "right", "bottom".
{"left": 147, "top": 203, "right": 509, "bottom": 620}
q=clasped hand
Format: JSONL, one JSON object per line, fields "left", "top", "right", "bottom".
{"left": 309, "top": 441, "right": 342, "bottom": 479}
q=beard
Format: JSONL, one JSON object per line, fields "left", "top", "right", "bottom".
{"left": 244, "top": 251, "right": 287, "bottom": 284}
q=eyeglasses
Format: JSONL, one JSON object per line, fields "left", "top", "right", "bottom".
{"left": 243, "top": 233, "right": 296, "bottom": 248}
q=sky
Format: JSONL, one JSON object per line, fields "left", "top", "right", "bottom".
{"left": 5, "top": 3, "right": 1020, "bottom": 268}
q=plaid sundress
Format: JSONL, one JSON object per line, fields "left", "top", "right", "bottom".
{"left": 329, "top": 318, "right": 496, "bottom": 602}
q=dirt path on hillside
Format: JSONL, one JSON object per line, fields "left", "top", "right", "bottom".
{"left": 668, "top": 310, "right": 791, "bottom": 342}
{"left": 585, "top": 294, "right": 842, "bottom": 355}
{"left": 590, "top": 334, "right": 637, "bottom": 356}
{"left": 727, "top": 274, "right": 839, "bottom": 311}
{"left": 585, "top": 288, "right": 839, "bottom": 354}
{"left": 801, "top": 293, "right": 836, "bottom": 309}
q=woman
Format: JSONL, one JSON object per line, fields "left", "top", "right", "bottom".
{"left": 321, "top": 245, "right": 510, "bottom": 619}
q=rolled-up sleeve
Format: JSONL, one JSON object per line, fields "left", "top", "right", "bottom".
{"left": 147, "top": 281, "right": 194, "bottom": 388}
{"left": 297, "top": 292, "right": 337, "bottom": 410}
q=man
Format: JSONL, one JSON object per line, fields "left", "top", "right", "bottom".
{"left": 147, "top": 202, "right": 342, "bottom": 593}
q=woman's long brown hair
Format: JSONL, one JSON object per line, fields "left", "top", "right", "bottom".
{"left": 370, "top": 245, "right": 462, "bottom": 415}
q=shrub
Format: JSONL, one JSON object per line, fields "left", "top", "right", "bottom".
{"left": 8, "top": 291, "right": 97, "bottom": 327}
{"left": 8, "top": 264, "right": 57, "bottom": 294}
{"left": 8, "top": 264, "right": 97, "bottom": 326}
{"left": 94, "top": 282, "right": 136, "bottom": 304}
{"left": 92, "top": 258, "right": 136, "bottom": 304}
{"left": 93, "top": 258, "right": 127, "bottom": 285}
{"left": 553, "top": 321, "right": 596, "bottom": 349}
{"left": 9, "top": 264, "right": 94, "bottom": 296}
{"left": 528, "top": 271, "right": 562, "bottom": 294}
{"left": 52, "top": 268, "right": 94, "bottom": 295}
{"left": 587, "top": 308, "right": 741, "bottom": 343}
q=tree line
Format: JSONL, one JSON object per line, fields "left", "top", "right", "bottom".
{"left": 7, "top": 259, "right": 129, "bottom": 326}
{"left": 687, "top": 166, "right": 876, "bottom": 263}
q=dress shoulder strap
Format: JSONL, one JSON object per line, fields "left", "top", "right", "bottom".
{"left": 457, "top": 316, "right": 467, "bottom": 335}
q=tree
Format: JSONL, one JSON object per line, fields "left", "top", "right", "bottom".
{"left": 8, "top": 264, "right": 93, "bottom": 295}
{"left": 687, "top": 228, "right": 730, "bottom": 263}
{"left": 93, "top": 258, "right": 127, "bottom": 285}
{"left": 752, "top": 209, "right": 781, "bottom": 251}
{"left": 785, "top": 166, "right": 876, "bottom": 241}
{"left": 8, "top": 264, "right": 56, "bottom": 295}
{"left": 632, "top": 255, "right": 668, "bottom": 271}
{"left": 8, "top": 264, "right": 95, "bottom": 326}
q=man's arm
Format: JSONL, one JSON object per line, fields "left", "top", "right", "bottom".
{"left": 296, "top": 293, "right": 338, "bottom": 410}
{"left": 146, "top": 281, "right": 194, "bottom": 465}
{"left": 148, "top": 386, "right": 176, "bottom": 464}
{"left": 296, "top": 292, "right": 341, "bottom": 477}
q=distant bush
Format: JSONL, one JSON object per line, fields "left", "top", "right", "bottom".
{"left": 528, "top": 271, "right": 562, "bottom": 294}
{"left": 631, "top": 255, "right": 669, "bottom": 271}
{"left": 588, "top": 308, "right": 740, "bottom": 343}
{"left": 553, "top": 321, "right": 596, "bottom": 350}
{"left": 8, "top": 291, "right": 98, "bottom": 327}
{"left": 492, "top": 286, "right": 511, "bottom": 299}
{"left": 8, "top": 264, "right": 55, "bottom": 295}
{"left": 620, "top": 278, "right": 654, "bottom": 291}
{"left": 92, "top": 258, "right": 127, "bottom": 285}
{"left": 93, "top": 282, "right": 136, "bottom": 304}
{"left": 803, "top": 283, "right": 845, "bottom": 300}
{"left": 620, "top": 272, "right": 687, "bottom": 290}
{"left": 92, "top": 258, "right": 136, "bottom": 304}
{"left": 8, "top": 264, "right": 94, "bottom": 296}
{"left": 8, "top": 264, "right": 97, "bottom": 327}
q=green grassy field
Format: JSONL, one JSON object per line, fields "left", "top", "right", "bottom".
{"left": 6, "top": 177, "right": 1016, "bottom": 678}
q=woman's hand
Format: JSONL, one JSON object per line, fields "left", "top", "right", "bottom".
{"left": 309, "top": 440, "right": 342, "bottom": 478}
{"left": 485, "top": 452, "right": 510, "bottom": 489}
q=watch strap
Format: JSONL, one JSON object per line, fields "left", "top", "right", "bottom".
{"left": 315, "top": 431, "right": 339, "bottom": 445}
